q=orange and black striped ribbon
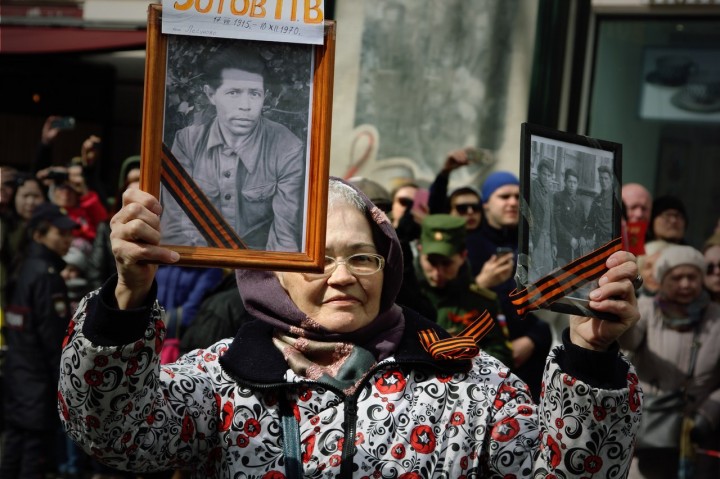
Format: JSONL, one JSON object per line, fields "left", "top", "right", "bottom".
{"left": 160, "top": 143, "right": 247, "bottom": 250}
{"left": 509, "top": 237, "right": 623, "bottom": 317}
{"left": 419, "top": 310, "right": 495, "bottom": 360}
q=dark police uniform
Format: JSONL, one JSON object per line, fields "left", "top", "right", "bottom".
{"left": 1, "top": 241, "right": 72, "bottom": 479}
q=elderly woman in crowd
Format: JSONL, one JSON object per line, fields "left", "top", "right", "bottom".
{"left": 59, "top": 179, "right": 642, "bottom": 478}
{"left": 621, "top": 244, "right": 720, "bottom": 479}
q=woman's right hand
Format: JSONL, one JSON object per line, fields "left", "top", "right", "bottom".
{"left": 110, "top": 188, "right": 179, "bottom": 309}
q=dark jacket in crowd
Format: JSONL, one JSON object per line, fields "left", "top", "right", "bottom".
{"left": 3, "top": 242, "right": 71, "bottom": 430}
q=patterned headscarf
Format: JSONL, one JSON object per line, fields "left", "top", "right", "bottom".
{"left": 236, "top": 178, "right": 406, "bottom": 370}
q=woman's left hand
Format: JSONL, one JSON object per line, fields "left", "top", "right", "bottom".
{"left": 569, "top": 251, "right": 640, "bottom": 351}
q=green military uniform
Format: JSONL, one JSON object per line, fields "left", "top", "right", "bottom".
{"left": 415, "top": 215, "right": 512, "bottom": 366}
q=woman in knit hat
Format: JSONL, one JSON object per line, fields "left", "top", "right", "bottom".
{"left": 620, "top": 244, "right": 720, "bottom": 479}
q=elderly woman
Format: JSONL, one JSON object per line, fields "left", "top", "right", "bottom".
{"left": 59, "top": 179, "right": 642, "bottom": 478}
{"left": 621, "top": 244, "right": 720, "bottom": 479}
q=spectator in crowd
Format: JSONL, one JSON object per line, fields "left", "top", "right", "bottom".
{"left": 637, "top": 240, "right": 670, "bottom": 297}
{"left": 58, "top": 179, "right": 643, "bottom": 477}
{"left": 37, "top": 162, "right": 109, "bottom": 248}
{"left": 1, "top": 173, "right": 47, "bottom": 310}
{"left": 620, "top": 245, "right": 720, "bottom": 479}
{"left": 476, "top": 171, "right": 552, "bottom": 401}
{"left": 622, "top": 182, "right": 652, "bottom": 224}
{"left": 388, "top": 180, "right": 418, "bottom": 229}
{"left": 647, "top": 195, "right": 688, "bottom": 244}
{"left": 348, "top": 176, "right": 392, "bottom": 214}
{"left": 703, "top": 233, "right": 720, "bottom": 303}
{"left": 1, "top": 203, "right": 78, "bottom": 479}
{"left": 414, "top": 214, "right": 511, "bottom": 365}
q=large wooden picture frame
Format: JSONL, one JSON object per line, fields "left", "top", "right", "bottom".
{"left": 518, "top": 123, "right": 622, "bottom": 319}
{"left": 140, "top": 4, "right": 335, "bottom": 272}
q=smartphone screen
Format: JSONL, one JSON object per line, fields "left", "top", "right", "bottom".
{"left": 51, "top": 117, "right": 76, "bottom": 130}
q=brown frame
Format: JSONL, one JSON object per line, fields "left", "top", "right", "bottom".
{"left": 140, "top": 4, "right": 335, "bottom": 272}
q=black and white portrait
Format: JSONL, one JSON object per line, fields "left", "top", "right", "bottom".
{"left": 159, "top": 35, "right": 314, "bottom": 252}
{"left": 520, "top": 125, "right": 621, "bottom": 319}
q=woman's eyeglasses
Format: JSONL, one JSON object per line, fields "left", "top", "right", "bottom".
{"left": 707, "top": 262, "right": 720, "bottom": 275}
{"left": 304, "top": 253, "right": 385, "bottom": 278}
{"left": 454, "top": 202, "right": 481, "bottom": 214}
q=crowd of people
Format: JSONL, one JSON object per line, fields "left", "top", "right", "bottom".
{"left": 1, "top": 114, "right": 719, "bottom": 479}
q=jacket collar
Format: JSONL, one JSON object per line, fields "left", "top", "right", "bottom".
{"left": 219, "top": 307, "right": 471, "bottom": 386}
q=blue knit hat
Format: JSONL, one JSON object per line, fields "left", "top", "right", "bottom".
{"left": 481, "top": 171, "right": 519, "bottom": 204}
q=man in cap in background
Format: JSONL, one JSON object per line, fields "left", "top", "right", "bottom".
{"left": 553, "top": 167, "right": 586, "bottom": 267}
{"left": 1, "top": 203, "right": 78, "bottom": 479}
{"left": 415, "top": 214, "right": 511, "bottom": 365}
{"left": 582, "top": 164, "right": 614, "bottom": 252}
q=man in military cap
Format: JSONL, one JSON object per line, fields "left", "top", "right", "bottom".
{"left": 552, "top": 168, "right": 586, "bottom": 266}
{"left": 414, "top": 214, "right": 512, "bottom": 365}
{"left": 529, "top": 158, "right": 555, "bottom": 281}
{"left": 582, "top": 164, "right": 614, "bottom": 251}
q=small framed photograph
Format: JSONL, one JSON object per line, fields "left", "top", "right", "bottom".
{"left": 140, "top": 4, "right": 335, "bottom": 271}
{"left": 518, "top": 123, "right": 622, "bottom": 319}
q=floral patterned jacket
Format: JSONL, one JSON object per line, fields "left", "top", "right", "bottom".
{"left": 58, "top": 283, "right": 642, "bottom": 478}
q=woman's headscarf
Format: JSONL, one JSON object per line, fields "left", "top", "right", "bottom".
{"left": 235, "top": 177, "right": 405, "bottom": 362}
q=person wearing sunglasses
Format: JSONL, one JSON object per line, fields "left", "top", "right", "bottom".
{"left": 703, "top": 232, "right": 720, "bottom": 303}
{"left": 58, "top": 178, "right": 644, "bottom": 478}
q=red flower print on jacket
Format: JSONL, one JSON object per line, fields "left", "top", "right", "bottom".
{"left": 391, "top": 443, "right": 406, "bottom": 459}
{"left": 545, "top": 435, "right": 562, "bottom": 468}
{"left": 398, "top": 473, "right": 421, "bottom": 479}
{"left": 302, "top": 434, "right": 316, "bottom": 463}
{"left": 180, "top": 414, "right": 194, "bottom": 443}
{"left": 244, "top": 418, "right": 261, "bottom": 437}
{"left": 584, "top": 454, "right": 603, "bottom": 473}
{"left": 84, "top": 369, "right": 103, "bottom": 387}
{"left": 218, "top": 400, "right": 233, "bottom": 432}
{"left": 449, "top": 411, "right": 465, "bottom": 426}
{"left": 375, "top": 370, "right": 406, "bottom": 394}
{"left": 493, "top": 383, "right": 516, "bottom": 409}
{"left": 261, "top": 471, "right": 286, "bottom": 479}
{"left": 491, "top": 417, "right": 520, "bottom": 442}
{"left": 58, "top": 391, "right": 69, "bottom": 420}
{"left": 409, "top": 425, "right": 436, "bottom": 454}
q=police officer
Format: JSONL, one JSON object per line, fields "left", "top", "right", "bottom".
{"left": 1, "top": 203, "right": 78, "bottom": 479}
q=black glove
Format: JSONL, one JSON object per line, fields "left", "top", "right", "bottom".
{"left": 690, "top": 413, "right": 714, "bottom": 445}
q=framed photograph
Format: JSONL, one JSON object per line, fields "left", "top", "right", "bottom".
{"left": 518, "top": 123, "right": 622, "bottom": 319}
{"left": 140, "top": 4, "right": 335, "bottom": 271}
{"left": 639, "top": 47, "right": 720, "bottom": 123}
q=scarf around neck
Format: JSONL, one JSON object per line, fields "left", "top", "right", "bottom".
{"left": 656, "top": 290, "right": 710, "bottom": 330}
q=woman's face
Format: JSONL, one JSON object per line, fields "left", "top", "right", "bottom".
{"left": 14, "top": 179, "right": 45, "bottom": 220}
{"left": 704, "top": 245, "right": 720, "bottom": 297}
{"left": 278, "top": 204, "right": 384, "bottom": 333}
{"left": 660, "top": 265, "right": 703, "bottom": 304}
{"left": 35, "top": 225, "right": 74, "bottom": 257}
